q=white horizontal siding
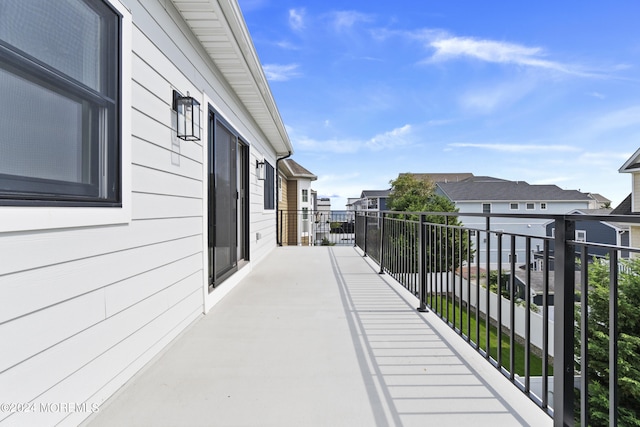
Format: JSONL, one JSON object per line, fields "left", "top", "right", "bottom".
{"left": 0, "top": 273, "right": 202, "bottom": 410}
{"left": 0, "top": 218, "right": 201, "bottom": 277}
{"left": 1, "top": 287, "right": 202, "bottom": 426}
{"left": 132, "top": 192, "right": 203, "bottom": 220}
{"left": 132, "top": 164, "right": 202, "bottom": 198}
{"left": 1, "top": 0, "right": 283, "bottom": 424}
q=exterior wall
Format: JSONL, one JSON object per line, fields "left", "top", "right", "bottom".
{"left": 0, "top": 1, "right": 282, "bottom": 426}
{"left": 633, "top": 172, "right": 640, "bottom": 213}
{"left": 277, "top": 172, "right": 289, "bottom": 245}
{"left": 631, "top": 227, "right": 640, "bottom": 256}
{"left": 626, "top": 172, "right": 640, "bottom": 257}
{"left": 456, "top": 200, "right": 591, "bottom": 266}
{"left": 545, "top": 220, "right": 622, "bottom": 259}
{"left": 279, "top": 174, "right": 289, "bottom": 211}
{"left": 298, "top": 180, "right": 313, "bottom": 246}
{"left": 285, "top": 180, "right": 298, "bottom": 244}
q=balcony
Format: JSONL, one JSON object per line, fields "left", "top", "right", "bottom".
{"left": 85, "top": 211, "right": 639, "bottom": 427}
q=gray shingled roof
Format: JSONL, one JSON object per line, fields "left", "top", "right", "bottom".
{"left": 281, "top": 159, "right": 317, "bottom": 180}
{"left": 611, "top": 193, "right": 632, "bottom": 215}
{"left": 437, "top": 177, "right": 591, "bottom": 202}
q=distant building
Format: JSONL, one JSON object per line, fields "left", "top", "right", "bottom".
{"left": 435, "top": 176, "right": 593, "bottom": 266}
{"left": 586, "top": 193, "right": 612, "bottom": 209}
{"left": 618, "top": 148, "right": 640, "bottom": 253}
{"left": 351, "top": 189, "right": 391, "bottom": 211}
{"left": 544, "top": 208, "right": 630, "bottom": 260}
{"left": 278, "top": 159, "right": 317, "bottom": 245}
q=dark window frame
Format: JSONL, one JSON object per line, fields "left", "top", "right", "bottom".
{"left": 0, "top": 0, "right": 121, "bottom": 206}
{"left": 263, "top": 161, "right": 275, "bottom": 209}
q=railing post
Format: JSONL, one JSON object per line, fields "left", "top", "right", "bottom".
{"left": 363, "top": 212, "right": 368, "bottom": 257}
{"left": 378, "top": 212, "right": 385, "bottom": 274}
{"left": 418, "top": 214, "right": 428, "bottom": 312}
{"left": 553, "top": 217, "right": 575, "bottom": 427}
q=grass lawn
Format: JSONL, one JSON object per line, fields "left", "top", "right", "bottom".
{"left": 429, "top": 295, "right": 552, "bottom": 377}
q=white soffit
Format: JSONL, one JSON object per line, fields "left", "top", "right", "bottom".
{"left": 171, "top": 0, "right": 293, "bottom": 155}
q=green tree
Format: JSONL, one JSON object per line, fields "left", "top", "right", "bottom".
{"left": 575, "top": 257, "right": 640, "bottom": 426}
{"left": 387, "top": 173, "right": 436, "bottom": 213}
{"left": 386, "top": 174, "right": 469, "bottom": 273}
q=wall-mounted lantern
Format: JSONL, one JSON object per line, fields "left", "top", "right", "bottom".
{"left": 173, "top": 90, "right": 200, "bottom": 141}
{"left": 256, "top": 160, "right": 266, "bottom": 180}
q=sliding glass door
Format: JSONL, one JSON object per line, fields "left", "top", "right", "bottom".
{"left": 208, "top": 108, "right": 248, "bottom": 289}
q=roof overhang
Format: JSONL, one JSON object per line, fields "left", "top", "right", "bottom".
{"left": 619, "top": 147, "right": 640, "bottom": 173}
{"left": 170, "top": 0, "right": 293, "bottom": 156}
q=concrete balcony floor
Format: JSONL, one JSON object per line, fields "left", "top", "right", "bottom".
{"left": 84, "top": 246, "right": 551, "bottom": 427}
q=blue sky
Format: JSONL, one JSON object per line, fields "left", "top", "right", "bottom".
{"left": 238, "top": 0, "right": 640, "bottom": 209}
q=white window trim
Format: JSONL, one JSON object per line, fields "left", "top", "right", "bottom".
{"left": 0, "top": 0, "right": 132, "bottom": 233}
{"left": 526, "top": 202, "right": 535, "bottom": 210}
{"left": 540, "top": 202, "right": 547, "bottom": 210}
{"left": 509, "top": 203, "right": 519, "bottom": 210}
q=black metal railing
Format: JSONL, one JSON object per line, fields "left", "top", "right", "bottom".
{"left": 278, "top": 210, "right": 355, "bottom": 246}
{"left": 355, "top": 210, "right": 640, "bottom": 427}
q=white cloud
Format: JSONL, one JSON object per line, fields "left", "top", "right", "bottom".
{"left": 449, "top": 143, "right": 580, "bottom": 153}
{"left": 578, "top": 151, "right": 632, "bottom": 167}
{"left": 459, "top": 80, "right": 536, "bottom": 113}
{"left": 289, "top": 124, "right": 413, "bottom": 154}
{"left": 365, "top": 124, "right": 412, "bottom": 150}
{"left": 262, "top": 63, "right": 301, "bottom": 81}
{"left": 402, "top": 30, "right": 602, "bottom": 78}
{"left": 589, "top": 105, "right": 640, "bottom": 133}
{"left": 275, "top": 40, "right": 300, "bottom": 50}
{"left": 289, "top": 8, "right": 305, "bottom": 31}
{"left": 329, "top": 10, "right": 373, "bottom": 31}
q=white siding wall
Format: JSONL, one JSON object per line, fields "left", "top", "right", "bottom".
{"left": 456, "top": 200, "right": 591, "bottom": 267}
{"left": 0, "top": 0, "right": 281, "bottom": 425}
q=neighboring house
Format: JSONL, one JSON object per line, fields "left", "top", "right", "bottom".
{"left": 618, "top": 148, "right": 640, "bottom": 251}
{"left": 0, "top": 1, "right": 293, "bottom": 426}
{"left": 435, "top": 176, "right": 593, "bottom": 266}
{"left": 352, "top": 189, "right": 391, "bottom": 211}
{"left": 315, "top": 197, "right": 333, "bottom": 244}
{"left": 587, "top": 193, "right": 612, "bottom": 209}
{"left": 544, "top": 209, "right": 630, "bottom": 260}
{"left": 351, "top": 174, "right": 473, "bottom": 213}
{"left": 277, "top": 158, "right": 317, "bottom": 246}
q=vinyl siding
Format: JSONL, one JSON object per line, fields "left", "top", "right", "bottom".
{"left": 0, "top": 0, "right": 282, "bottom": 425}
{"left": 633, "top": 173, "right": 640, "bottom": 213}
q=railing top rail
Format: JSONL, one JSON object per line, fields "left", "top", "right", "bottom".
{"left": 356, "top": 210, "right": 640, "bottom": 225}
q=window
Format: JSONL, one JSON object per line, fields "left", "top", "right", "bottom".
{"left": 526, "top": 203, "right": 535, "bottom": 210}
{"left": 263, "top": 161, "right": 275, "bottom": 209}
{"left": 302, "top": 189, "right": 308, "bottom": 203}
{"left": 302, "top": 207, "right": 309, "bottom": 232}
{"left": 540, "top": 202, "right": 547, "bottom": 210}
{"left": 0, "top": 0, "right": 121, "bottom": 205}
{"left": 482, "top": 203, "right": 491, "bottom": 213}
{"left": 510, "top": 203, "right": 519, "bottom": 210}
{"left": 576, "top": 230, "right": 587, "bottom": 242}
{"left": 278, "top": 176, "right": 283, "bottom": 202}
